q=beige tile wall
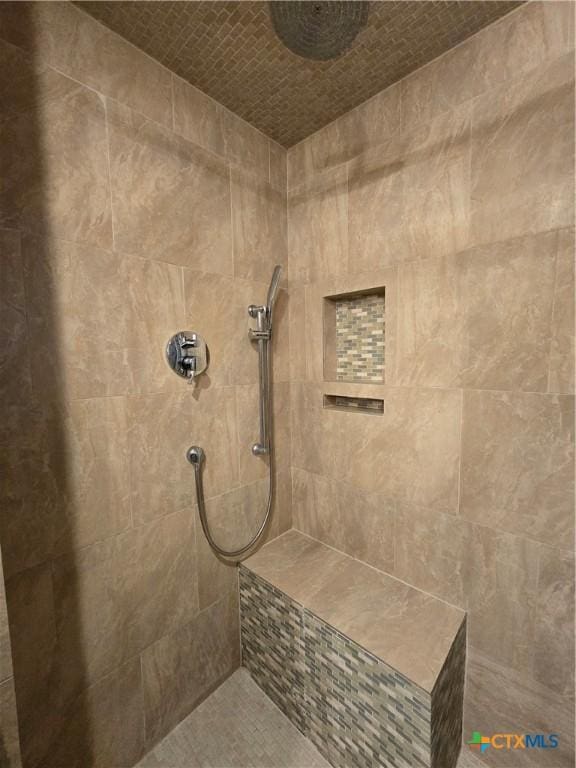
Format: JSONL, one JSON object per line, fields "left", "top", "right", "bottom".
{"left": 287, "top": 2, "right": 575, "bottom": 763}
{"left": 0, "top": 549, "right": 22, "bottom": 768}
{"left": 0, "top": 1, "right": 573, "bottom": 766}
{"left": 0, "top": 2, "right": 289, "bottom": 766}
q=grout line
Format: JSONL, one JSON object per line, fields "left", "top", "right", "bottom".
{"left": 35, "top": 59, "right": 174, "bottom": 134}
{"left": 283, "top": 526, "right": 465, "bottom": 614}
{"left": 233, "top": 386, "right": 242, "bottom": 489}
{"left": 287, "top": 378, "right": 575, "bottom": 397}
{"left": 546, "top": 233, "right": 562, "bottom": 394}
{"left": 103, "top": 97, "right": 117, "bottom": 253}
{"left": 37, "top": 60, "right": 268, "bottom": 185}
{"left": 236, "top": 568, "right": 243, "bottom": 666}
{"left": 170, "top": 72, "right": 176, "bottom": 132}
{"left": 139, "top": 653, "right": 148, "bottom": 748}
{"left": 288, "top": 466, "right": 576, "bottom": 558}
{"left": 228, "top": 165, "right": 235, "bottom": 278}
{"left": 456, "top": 388, "right": 465, "bottom": 517}
{"left": 179, "top": 264, "right": 187, "bottom": 324}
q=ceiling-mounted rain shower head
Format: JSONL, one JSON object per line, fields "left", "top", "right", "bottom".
{"left": 269, "top": 1, "right": 369, "bottom": 61}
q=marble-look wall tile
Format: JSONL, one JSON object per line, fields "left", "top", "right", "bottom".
{"left": 183, "top": 271, "right": 259, "bottom": 387}
{"left": 287, "top": 81, "right": 402, "bottom": 189}
{"left": 292, "top": 467, "right": 394, "bottom": 573}
{"left": 51, "top": 509, "right": 198, "bottom": 695}
{"left": 398, "top": 102, "right": 471, "bottom": 264}
{"left": 270, "top": 285, "right": 290, "bottom": 383}
{"left": 0, "top": 546, "right": 21, "bottom": 768}
{"left": 470, "top": 53, "right": 574, "bottom": 247}
{"left": 124, "top": 255, "right": 187, "bottom": 395}
{"left": 288, "top": 282, "right": 307, "bottom": 381}
{"left": 533, "top": 546, "right": 575, "bottom": 696}
{"left": 346, "top": 138, "right": 405, "bottom": 273}
{"left": 395, "top": 230, "right": 559, "bottom": 391}
{"left": 0, "top": 38, "right": 43, "bottom": 123}
{"left": 108, "top": 99, "right": 232, "bottom": 273}
{"left": 393, "top": 504, "right": 468, "bottom": 607}
{"left": 172, "top": 75, "right": 225, "bottom": 156}
{"left": 195, "top": 490, "right": 241, "bottom": 611}
{"left": 5, "top": 563, "right": 58, "bottom": 768}
{"left": 463, "top": 529, "right": 540, "bottom": 678}
{"left": 275, "top": 468, "right": 293, "bottom": 537}
{"left": 464, "top": 649, "right": 575, "bottom": 768}
{"left": 401, "top": 29, "right": 489, "bottom": 131}
{"left": 272, "top": 381, "right": 292, "bottom": 475}
{"left": 22, "top": 235, "right": 130, "bottom": 401}
{"left": 0, "top": 401, "right": 61, "bottom": 578}
{"left": 0, "top": 229, "right": 31, "bottom": 406}
{"left": 0, "top": 677, "right": 22, "bottom": 768}
{"left": 0, "top": 2, "right": 172, "bottom": 127}
{"left": 460, "top": 390, "right": 574, "bottom": 550}
{"left": 0, "top": 62, "right": 112, "bottom": 249}
{"left": 45, "top": 658, "right": 145, "bottom": 768}
{"left": 549, "top": 227, "right": 575, "bottom": 394}
{"left": 0, "top": 4, "right": 293, "bottom": 766}
{"left": 269, "top": 141, "right": 287, "bottom": 192}
{"left": 394, "top": 503, "right": 542, "bottom": 676}
{"left": 0, "top": 551, "right": 13, "bottom": 685}
{"left": 221, "top": 108, "right": 270, "bottom": 181}
{"left": 141, "top": 594, "right": 239, "bottom": 748}
{"left": 183, "top": 270, "right": 288, "bottom": 387}
{"left": 197, "top": 481, "right": 270, "bottom": 559}
{"left": 285, "top": 0, "right": 574, "bottom": 756}
{"left": 25, "top": 234, "right": 186, "bottom": 400}
{"left": 292, "top": 382, "right": 460, "bottom": 512}
{"left": 401, "top": 1, "right": 574, "bottom": 130}
{"left": 474, "top": 0, "right": 575, "bottom": 97}
{"left": 236, "top": 381, "right": 291, "bottom": 485}
{"left": 288, "top": 167, "right": 348, "bottom": 285}
{"left": 348, "top": 102, "right": 471, "bottom": 271}
{"left": 50, "top": 396, "right": 131, "bottom": 556}
{"left": 231, "top": 169, "right": 287, "bottom": 283}
{"left": 195, "top": 471, "right": 291, "bottom": 611}
{"left": 290, "top": 382, "right": 334, "bottom": 478}
{"left": 127, "top": 388, "right": 238, "bottom": 525}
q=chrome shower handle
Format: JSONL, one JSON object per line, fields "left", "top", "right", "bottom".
{"left": 165, "top": 331, "right": 209, "bottom": 383}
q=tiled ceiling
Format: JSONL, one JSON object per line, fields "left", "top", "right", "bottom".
{"left": 77, "top": 1, "right": 523, "bottom": 147}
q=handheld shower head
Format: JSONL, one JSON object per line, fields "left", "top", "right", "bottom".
{"left": 266, "top": 265, "right": 282, "bottom": 326}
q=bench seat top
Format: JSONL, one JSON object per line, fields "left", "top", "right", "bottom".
{"left": 242, "top": 529, "right": 465, "bottom": 693}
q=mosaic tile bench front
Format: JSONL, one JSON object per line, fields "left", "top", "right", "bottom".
{"left": 239, "top": 567, "right": 466, "bottom": 768}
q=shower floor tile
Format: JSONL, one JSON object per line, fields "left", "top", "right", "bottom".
{"left": 137, "top": 668, "right": 330, "bottom": 768}
{"left": 137, "top": 667, "right": 482, "bottom": 768}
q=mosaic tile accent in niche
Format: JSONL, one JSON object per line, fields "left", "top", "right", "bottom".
{"left": 335, "top": 293, "right": 385, "bottom": 383}
{"left": 239, "top": 567, "right": 465, "bottom": 768}
{"left": 323, "top": 394, "right": 384, "bottom": 414}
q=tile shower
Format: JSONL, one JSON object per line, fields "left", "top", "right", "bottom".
{"left": 0, "top": 2, "right": 573, "bottom": 768}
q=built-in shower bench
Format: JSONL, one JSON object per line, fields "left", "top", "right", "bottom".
{"left": 239, "top": 530, "right": 466, "bottom": 768}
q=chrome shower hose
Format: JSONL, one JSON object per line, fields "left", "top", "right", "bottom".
{"left": 187, "top": 444, "right": 274, "bottom": 561}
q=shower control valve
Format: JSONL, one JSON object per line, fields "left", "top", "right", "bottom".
{"left": 165, "top": 331, "right": 209, "bottom": 383}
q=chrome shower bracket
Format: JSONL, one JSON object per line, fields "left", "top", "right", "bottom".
{"left": 166, "top": 331, "right": 209, "bottom": 383}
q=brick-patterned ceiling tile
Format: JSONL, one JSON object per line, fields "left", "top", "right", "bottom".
{"left": 77, "top": 0, "right": 523, "bottom": 146}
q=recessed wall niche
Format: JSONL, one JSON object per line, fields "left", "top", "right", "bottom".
{"left": 324, "top": 287, "right": 385, "bottom": 383}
